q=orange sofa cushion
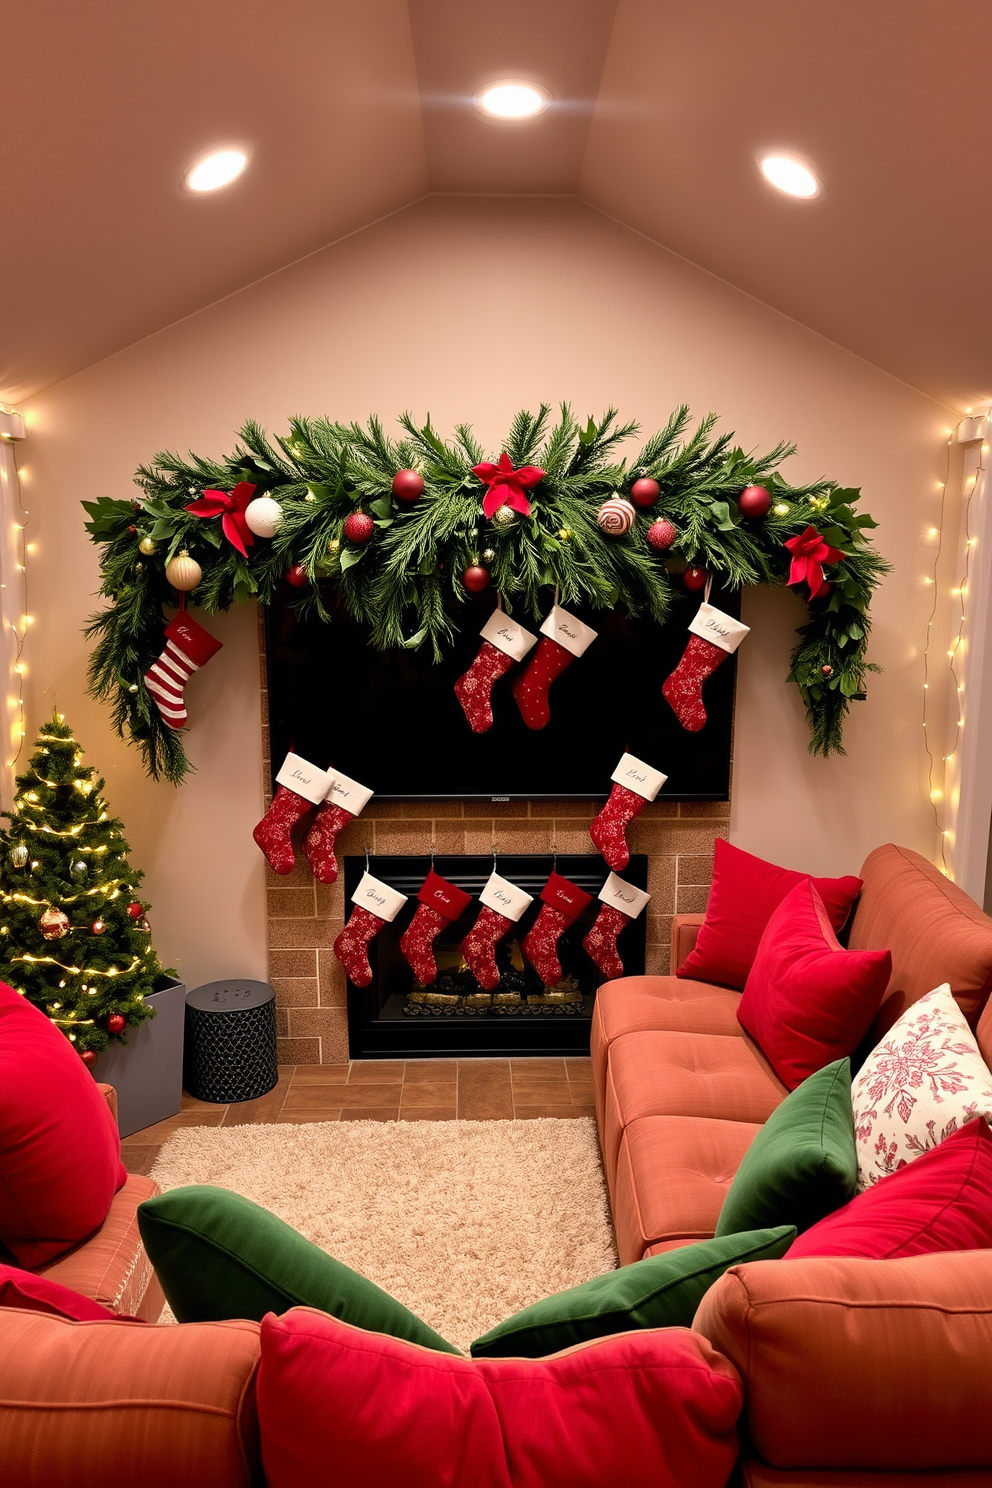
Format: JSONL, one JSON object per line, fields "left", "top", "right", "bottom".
{"left": 694, "top": 1250, "right": 992, "bottom": 1471}
{"left": 0, "top": 1307, "right": 261, "bottom": 1488}
{"left": 613, "top": 1116, "right": 761, "bottom": 1265}
{"left": 36, "top": 1172, "right": 164, "bottom": 1321}
{"left": 602, "top": 1029, "right": 785, "bottom": 1188}
{"left": 850, "top": 844, "right": 992, "bottom": 1038}
{"left": 591, "top": 977, "right": 743, "bottom": 1127}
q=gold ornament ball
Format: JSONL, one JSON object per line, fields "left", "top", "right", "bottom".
{"left": 138, "top": 536, "right": 158, "bottom": 556}
{"left": 329, "top": 538, "right": 340, "bottom": 552}
{"left": 482, "top": 548, "right": 496, "bottom": 562}
{"left": 39, "top": 907, "right": 71, "bottom": 941}
{"left": 557, "top": 527, "right": 571, "bottom": 541}
{"left": 491, "top": 506, "right": 518, "bottom": 531}
{"left": 773, "top": 501, "right": 791, "bottom": 517}
{"left": 164, "top": 551, "right": 202, "bottom": 591}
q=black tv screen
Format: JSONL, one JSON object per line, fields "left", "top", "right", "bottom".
{"left": 264, "top": 583, "right": 739, "bottom": 801}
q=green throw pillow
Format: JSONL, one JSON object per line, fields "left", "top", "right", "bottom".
{"left": 137, "top": 1185, "right": 458, "bottom": 1354}
{"left": 715, "top": 1058, "right": 857, "bottom": 1238}
{"left": 469, "top": 1226, "right": 795, "bottom": 1358}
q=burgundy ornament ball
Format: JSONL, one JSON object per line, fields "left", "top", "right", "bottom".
{"left": 738, "top": 484, "right": 772, "bottom": 519}
{"left": 127, "top": 902, "right": 143, "bottom": 920}
{"left": 630, "top": 477, "right": 661, "bottom": 509}
{"left": 392, "top": 469, "right": 424, "bottom": 503}
{"left": 646, "top": 519, "right": 677, "bottom": 552}
{"left": 683, "top": 565, "right": 708, "bottom": 592}
{"left": 343, "top": 512, "right": 374, "bottom": 545}
{"left": 81, "top": 1050, "right": 97, "bottom": 1068}
{"left": 462, "top": 564, "right": 490, "bottom": 594}
{"left": 285, "top": 564, "right": 309, "bottom": 588}
{"left": 106, "top": 1013, "right": 126, "bottom": 1035}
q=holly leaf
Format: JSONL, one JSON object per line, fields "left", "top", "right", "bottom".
{"left": 400, "top": 625, "right": 428, "bottom": 650}
{"left": 709, "top": 500, "right": 738, "bottom": 532}
{"left": 305, "top": 481, "right": 333, "bottom": 502}
{"left": 198, "top": 522, "right": 223, "bottom": 548}
{"left": 578, "top": 416, "right": 598, "bottom": 446}
{"left": 149, "top": 518, "right": 179, "bottom": 541}
{"left": 81, "top": 497, "right": 136, "bottom": 542}
{"left": 370, "top": 497, "right": 392, "bottom": 519}
{"left": 854, "top": 514, "right": 879, "bottom": 529}
{"left": 339, "top": 547, "right": 365, "bottom": 572}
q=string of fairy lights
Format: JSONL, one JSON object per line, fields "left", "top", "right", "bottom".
{"left": 922, "top": 410, "right": 989, "bottom": 874}
{"left": 0, "top": 420, "right": 30, "bottom": 792}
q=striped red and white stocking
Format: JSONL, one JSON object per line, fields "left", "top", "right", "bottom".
{"left": 143, "top": 613, "right": 222, "bottom": 730}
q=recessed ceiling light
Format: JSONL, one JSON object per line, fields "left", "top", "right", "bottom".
{"left": 759, "top": 153, "right": 820, "bottom": 199}
{"left": 184, "top": 148, "right": 249, "bottom": 194}
{"left": 476, "top": 82, "right": 548, "bottom": 120}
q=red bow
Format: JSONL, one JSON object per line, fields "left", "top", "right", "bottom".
{"left": 185, "top": 482, "right": 257, "bottom": 558}
{"left": 784, "top": 525, "right": 844, "bottom": 599}
{"left": 472, "top": 452, "right": 544, "bottom": 520}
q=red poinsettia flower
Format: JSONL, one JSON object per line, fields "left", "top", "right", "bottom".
{"left": 185, "top": 481, "right": 257, "bottom": 558}
{"left": 784, "top": 524, "right": 844, "bottom": 599}
{"left": 472, "top": 452, "right": 545, "bottom": 520}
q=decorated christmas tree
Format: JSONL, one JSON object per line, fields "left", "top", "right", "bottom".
{"left": 0, "top": 712, "right": 173, "bottom": 1060}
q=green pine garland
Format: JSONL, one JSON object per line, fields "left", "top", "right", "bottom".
{"left": 83, "top": 405, "right": 888, "bottom": 783}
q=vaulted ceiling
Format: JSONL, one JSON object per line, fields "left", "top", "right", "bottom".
{"left": 3, "top": 0, "right": 989, "bottom": 408}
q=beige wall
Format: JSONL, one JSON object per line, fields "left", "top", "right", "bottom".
{"left": 20, "top": 195, "right": 950, "bottom": 988}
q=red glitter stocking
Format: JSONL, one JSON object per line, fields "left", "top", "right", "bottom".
{"left": 460, "top": 905, "right": 515, "bottom": 991}
{"left": 304, "top": 802, "right": 353, "bottom": 885}
{"left": 333, "top": 906, "right": 386, "bottom": 989}
{"left": 252, "top": 785, "right": 315, "bottom": 876}
{"left": 662, "top": 634, "right": 729, "bottom": 733}
{"left": 521, "top": 872, "right": 593, "bottom": 986}
{"left": 582, "top": 904, "right": 632, "bottom": 982}
{"left": 454, "top": 642, "right": 515, "bottom": 734}
{"left": 399, "top": 870, "right": 472, "bottom": 986}
{"left": 589, "top": 784, "right": 648, "bottom": 873}
{"left": 511, "top": 637, "right": 574, "bottom": 731}
{"left": 303, "top": 770, "right": 374, "bottom": 885}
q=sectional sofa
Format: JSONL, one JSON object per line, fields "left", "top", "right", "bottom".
{"left": 4, "top": 842, "right": 992, "bottom": 1486}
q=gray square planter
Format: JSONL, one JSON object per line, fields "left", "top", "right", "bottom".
{"left": 94, "top": 977, "right": 186, "bottom": 1138}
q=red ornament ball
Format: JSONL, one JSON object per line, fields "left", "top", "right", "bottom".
{"left": 462, "top": 564, "right": 490, "bottom": 594}
{"left": 392, "top": 469, "right": 424, "bottom": 503}
{"left": 738, "top": 484, "right": 772, "bottom": 519}
{"left": 683, "top": 565, "right": 708, "bottom": 591}
{"left": 285, "top": 563, "right": 309, "bottom": 588}
{"left": 814, "top": 581, "right": 832, "bottom": 601}
{"left": 630, "top": 477, "right": 661, "bottom": 509}
{"left": 106, "top": 1013, "right": 126, "bottom": 1035}
{"left": 127, "top": 902, "right": 143, "bottom": 920}
{"left": 646, "top": 519, "right": 677, "bottom": 552}
{"left": 821, "top": 664, "right": 834, "bottom": 676}
{"left": 81, "top": 1050, "right": 97, "bottom": 1068}
{"left": 343, "top": 512, "right": 374, "bottom": 545}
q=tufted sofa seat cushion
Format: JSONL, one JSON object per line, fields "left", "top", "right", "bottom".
{"left": 613, "top": 1117, "right": 762, "bottom": 1265}
{"left": 602, "top": 1030, "right": 786, "bottom": 1190}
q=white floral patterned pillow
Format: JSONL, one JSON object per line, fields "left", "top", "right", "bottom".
{"left": 852, "top": 982, "right": 992, "bottom": 1191}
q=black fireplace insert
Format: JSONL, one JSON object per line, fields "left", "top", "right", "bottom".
{"left": 344, "top": 853, "right": 648, "bottom": 1058}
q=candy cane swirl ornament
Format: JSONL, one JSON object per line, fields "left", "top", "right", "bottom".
{"left": 596, "top": 497, "right": 636, "bottom": 535}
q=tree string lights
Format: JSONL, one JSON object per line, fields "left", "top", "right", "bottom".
{"left": 0, "top": 416, "right": 30, "bottom": 800}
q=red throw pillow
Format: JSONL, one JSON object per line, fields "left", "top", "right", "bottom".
{"left": 257, "top": 1308, "right": 742, "bottom": 1488}
{"left": 737, "top": 880, "right": 890, "bottom": 1090}
{"left": 0, "top": 1262, "right": 129, "bottom": 1321}
{"left": 0, "top": 982, "right": 127, "bottom": 1267}
{"left": 677, "top": 840, "right": 862, "bottom": 990}
{"left": 789, "top": 1118, "right": 992, "bottom": 1258}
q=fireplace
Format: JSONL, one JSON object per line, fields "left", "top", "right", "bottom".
{"left": 344, "top": 853, "right": 648, "bottom": 1058}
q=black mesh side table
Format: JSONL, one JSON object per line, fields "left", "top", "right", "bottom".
{"left": 184, "top": 979, "right": 278, "bottom": 1104}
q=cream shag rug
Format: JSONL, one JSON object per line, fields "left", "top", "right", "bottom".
{"left": 150, "top": 1118, "right": 617, "bottom": 1351}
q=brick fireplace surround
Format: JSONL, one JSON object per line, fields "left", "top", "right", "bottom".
{"left": 259, "top": 630, "right": 729, "bottom": 1066}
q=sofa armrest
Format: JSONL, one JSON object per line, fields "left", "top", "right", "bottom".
{"left": 693, "top": 1252, "right": 992, "bottom": 1472}
{"left": 671, "top": 914, "right": 705, "bottom": 971}
{"left": 97, "top": 1082, "right": 119, "bottom": 1125}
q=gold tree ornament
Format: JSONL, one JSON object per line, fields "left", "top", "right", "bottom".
{"left": 164, "top": 551, "right": 202, "bottom": 591}
{"left": 138, "top": 536, "right": 158, "bottom": 556}
{"left": 39, "top": 908, "right": 70, "bottom": 940}
{"left": 490, "top": 506, "right": 519, "bottom": 531}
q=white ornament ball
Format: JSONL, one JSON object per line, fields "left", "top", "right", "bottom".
{"left": 244, "top": 496, "right": 284, "bottom": 538}
{"left": 164, "top": 551, "right": 202, "bottom": 591}
{"left": 596, "top": 496, "right": 636, "bottom": 536}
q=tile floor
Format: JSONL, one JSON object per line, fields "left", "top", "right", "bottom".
{"left": 122, "top": 1057, "right": 596, "bottom": 1175}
